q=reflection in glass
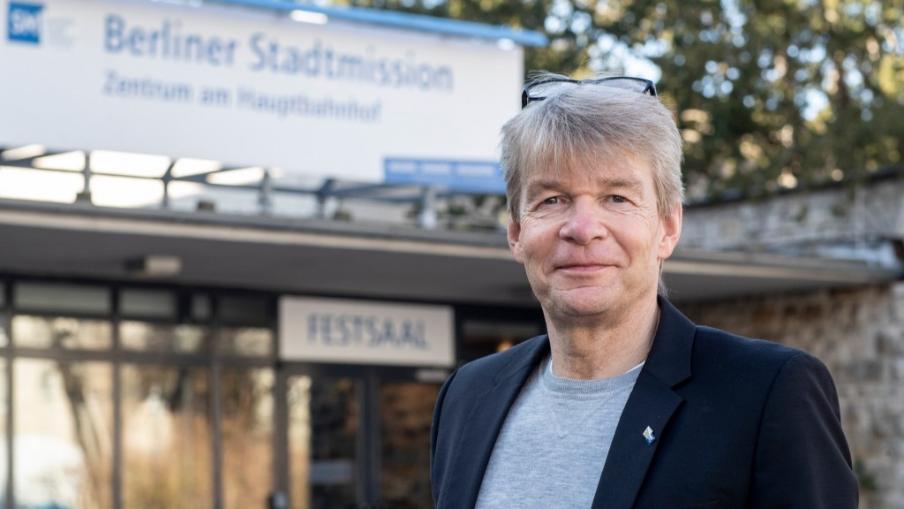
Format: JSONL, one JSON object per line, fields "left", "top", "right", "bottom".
{"left": 216, "top": 327, "right": 272, "bottom": 357}
{"left": 12, "top": 316, "right": 112, "bottom": 350}
{"left": 380, "top": 382, "right": 440, "bottom": 509}
{"left": 120, "top": 322, "right": 205, "bottom": 353}
{"left": 121, "top": 365, "right": 212, "bottom": 508}
{"left": 14, "top": 359, "right": 113, "bottom": 509}
{"left": 221, "top": 368, "right": 274, "bottom": 509}
{"left": 288, "top": 376, "right": 358, "bottom": 509}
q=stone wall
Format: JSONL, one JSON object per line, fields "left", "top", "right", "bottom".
{"left": 681, "top": 177, "right": 904, "bottom": 252}
{"left": 679, "top": 282, "right": 904, "bottom": 509}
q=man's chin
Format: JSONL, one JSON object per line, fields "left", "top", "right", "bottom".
{"left": 545, "top": 289, "right": 618, "bottom": 318}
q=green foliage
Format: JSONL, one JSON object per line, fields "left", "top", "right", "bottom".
{"left": 332, "top": 0, "right": 904, "bottom": 200}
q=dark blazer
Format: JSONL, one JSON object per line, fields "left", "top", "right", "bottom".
{"left": 431, "top": 298, "right": 858, "bottom": 509}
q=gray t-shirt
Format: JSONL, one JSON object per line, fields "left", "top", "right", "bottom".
{"left": 474, "top": 356, "right": 642, "bottom": 509}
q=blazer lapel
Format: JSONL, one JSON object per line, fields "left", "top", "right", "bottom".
{"left": 591, "top": 298, "right": 696, "bottom": 509}
{"left": 439, "top": 336, "right": 550, "bottom": 509}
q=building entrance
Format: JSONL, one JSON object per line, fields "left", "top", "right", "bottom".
{"left": 1, "top": 278, "right": 546, "bottom": 509}
{"left": 277, "top": 366, "right": 440, "bottom": 509}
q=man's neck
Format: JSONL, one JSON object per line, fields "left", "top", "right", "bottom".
{"left": 545, "top": 297, "right": 660, "bottom": 380}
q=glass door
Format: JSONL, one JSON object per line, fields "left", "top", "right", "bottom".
{"left": 278, "top": 368, "right": 444, "bottom": 509}
{"left": 378, "top": 380, "right": 440, "bottom": 509}
{"left": 286, "top": 373, "right": 362, "bottom": 509}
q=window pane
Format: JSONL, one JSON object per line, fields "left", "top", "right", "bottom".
{"left": 0, "top": 359, "right": 6, "bottom": 509}
{"left": 289, "top": 376, "right": 359, "bottom": 509}
{"left": 460, "top": 320, "right": 542, "bottom": 362}
{"left": 192, "top": 295, "right": 212, "bottom": 322}
{"left": 121, "top": 365, "right": 212, "bottom": 508}
{"left": 15, "top": 283, "right": 110, "bottom": 315}
{"left": 221, "top": 368, "right": 274, "bottom": 509}
{"left": 120, "top": 290, "right": 177, "bottom": 319}
{"left": 288, "top": 376, "right": 312, "bottom": 509}
{"left": 216, "top": 327, "right": 272, "bottom": 357}
{"left": 0, "top": 313, "right": 7, "bottom": 348}
{"left": 120, "top": 322, "right": 205, "bottom": 353}
{"left": 218, "top": 296, "right": 270, "bottom": 326}
{"left": 14, "top": 359, "right": 113, "bottom": 509}
{"left": 380, "top": 382, "right": 439, "bottom": 509}
{"left": 12, "top": 316, "right": 112, "bottom": 350}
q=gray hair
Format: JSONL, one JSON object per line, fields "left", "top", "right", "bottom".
{"left": 501, "top": 72, "right": 684, "bottom": 221}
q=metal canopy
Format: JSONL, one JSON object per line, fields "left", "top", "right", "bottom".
{"left": 0, "top": 199, "right": 898, "bottom": 306}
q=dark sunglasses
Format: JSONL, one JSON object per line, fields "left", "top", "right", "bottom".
{"left": 521, "top": 76, "right": 657, "bottom": 108}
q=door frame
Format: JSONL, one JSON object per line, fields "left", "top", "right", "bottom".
{"left": 275, "top": 363, "right": 441, "bottom": 508}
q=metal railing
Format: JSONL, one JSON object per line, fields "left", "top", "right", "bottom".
{"left": 0, "top": 146, "right": 507, "bottom": 230}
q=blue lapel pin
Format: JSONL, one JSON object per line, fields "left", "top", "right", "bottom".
{"left": 643, "top": 426, "right": 656, "bottom": 445}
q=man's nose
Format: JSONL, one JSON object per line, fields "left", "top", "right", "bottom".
{"left": 559, "top": 200, "right": 608, "bottom": 244}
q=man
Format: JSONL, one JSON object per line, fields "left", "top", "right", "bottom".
{"left": 430, "top": 74, "right": 858, "bottom": 509}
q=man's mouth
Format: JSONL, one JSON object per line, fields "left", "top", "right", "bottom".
{"left": 555, "top": 263, "right": 613, "bottom": 272}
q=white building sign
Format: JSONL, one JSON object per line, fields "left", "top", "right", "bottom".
{"left": 279, "top": 296, "right": 454, "bottom": 367}
{"left": 0, "top": 0, "right": 524, "bottom": 190}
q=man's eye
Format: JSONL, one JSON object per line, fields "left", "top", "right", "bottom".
{"left": 609, "top": 195, "right": 629, "bottom": 204}
{"left": 541, "top": 196, "right": 561, "bottom": 205}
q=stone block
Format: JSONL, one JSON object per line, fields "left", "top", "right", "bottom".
{"left": 846, "top": 360, "right": 883, "bottom": 383}
{"left": 876, "top": 328, "right": 904, "bottom": 356}
{"left": 895, "top": 359, "right": 904, "bottom": 381}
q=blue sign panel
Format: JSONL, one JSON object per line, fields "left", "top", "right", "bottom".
{"left": 7, "top": 2, "right": 43, "bottom": 44}
{"left": 384, "top": 157, "right": 506, "bottom": 194}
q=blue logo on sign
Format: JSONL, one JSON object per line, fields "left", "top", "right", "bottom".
{"left": 7, "top": 2, "right": 43, "bottom": 44}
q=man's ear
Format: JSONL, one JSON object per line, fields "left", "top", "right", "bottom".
{"left": 507, "top": 217, "right": 524, "bottom": 264}
{"left": 658, "top": 203, "right": 683, "bottom": 260}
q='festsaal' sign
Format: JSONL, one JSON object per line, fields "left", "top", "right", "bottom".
{"left": 279, "top": 296, "right": 454, "bottom": 367}
{"left": 0, "top": 0, "right": 522, "bottom": 190}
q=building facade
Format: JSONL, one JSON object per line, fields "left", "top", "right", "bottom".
{"left": 1, "top": 1, "right": 902, "bottom": 508}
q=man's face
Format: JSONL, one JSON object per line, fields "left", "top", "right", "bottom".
{"left": 507, "top": 151, "right": 682, "bottom": 322}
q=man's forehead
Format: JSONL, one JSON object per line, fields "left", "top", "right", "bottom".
{"left": 523, "top": 154, "right": 652, "bottom": 190}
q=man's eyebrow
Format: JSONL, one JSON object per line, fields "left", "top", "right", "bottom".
{"left": 524, "top": 176, "right": 644, "bottom": 198}
{"left": 602, "top": 177, "right": 644, "bottom": 192}
{"left": 524, "top": 179, "right": 563, "bottom": 198}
